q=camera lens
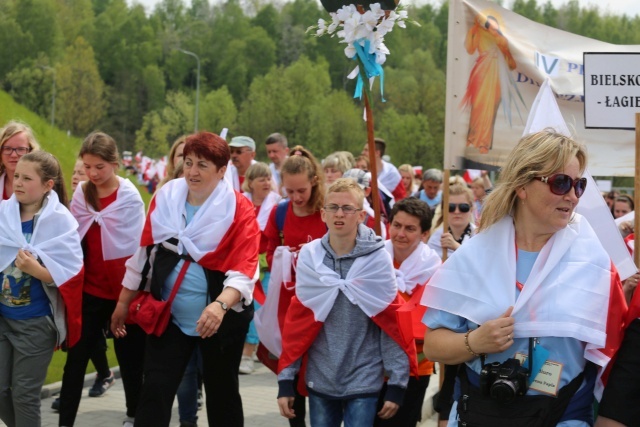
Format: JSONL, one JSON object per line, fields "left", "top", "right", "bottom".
{"left": 490, "top": 379, "right": 518, "bottom": 403}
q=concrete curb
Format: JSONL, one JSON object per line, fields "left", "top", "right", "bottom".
{"left": 41, "top": 367, "right": 121, "bottom": 399}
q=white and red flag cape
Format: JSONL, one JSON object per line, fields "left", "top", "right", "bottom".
{"left": 0, "top": 191, "right": 84, "bottom": 347}
{"left": 379, "top": 161, "right": 406, "bottom": 201}
{"left": 278, "top": 239, "right": 418, "bottom": 387}
{"left": 71, "top": 177, "right": 144, "bottom": 297}
{"left": 123, "top": 178, "right": 260, "bottom": 303}
{"left": 254, "top": 245, "right": 296, "bottom": 369}
{"left": 421, "top": 214, "right": 627, "bottom": 399}
{"left": 72, "top": 176, "right": 145, "bottom": 262}
{"left": 385, "top": 240, "right": 441, "bottom": 340}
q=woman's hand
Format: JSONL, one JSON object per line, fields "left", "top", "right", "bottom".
{"left": 111, "top": 302, "right": 130, "bottom": 338}
{"left": 440, "top": 232, "right": 461, "bottom": 252}
{"left": 110, "top": 287, "right": 139, "bottom": 338}
{"left": 196, "top": 302, "right": 226, "bottom": 338}
{"left": 623, "top": 273, "right": 640, "bottom": 304}
{"left": 468, "top": 307, "right": 515, "bottom": 355}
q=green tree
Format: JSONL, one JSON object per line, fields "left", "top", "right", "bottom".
{"left": 56, "top": 37, "right": 107, "bottom": 135}
{"left": 15, "top": 0, "right": 64, "bottom": 61}
{"left": 238, "top": 56, "right": 331, "bottom": 157}
{"left": 377, "top": 109, "right": 438, "bottom": 169}
{"left": 200, "top": 86, "right": 238, "bottom": 134}
{"left": 4, "top": 56, "right": 55, "bottom": 120}
{"left": 136, "top": 91, "right": 194, "bottom": 158}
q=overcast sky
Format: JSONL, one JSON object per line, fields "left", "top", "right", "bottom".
{"left": 128, "top": 0, "right": 640, "bottom": 18}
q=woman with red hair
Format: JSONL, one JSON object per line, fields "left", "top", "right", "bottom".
{"left": 111, "top": 132, "right": 261, "bottom": 426}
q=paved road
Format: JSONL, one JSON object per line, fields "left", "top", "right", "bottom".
{"left": 1, "top": 362, "right": 439, "bottom": 426}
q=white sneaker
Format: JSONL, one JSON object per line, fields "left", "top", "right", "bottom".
{"left": 123, "top": 416, "right": 134, "bottom": 427}
{"left": 239, "top": 355, "right": 254, "bottom": 374}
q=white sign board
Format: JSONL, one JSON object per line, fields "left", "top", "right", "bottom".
{"left": 584, "top": 52, "right": 640, "bottom": 130}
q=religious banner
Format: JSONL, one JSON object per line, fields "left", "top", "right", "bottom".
{"left": 445, "top": 0, "right": 640, "bottom": 176}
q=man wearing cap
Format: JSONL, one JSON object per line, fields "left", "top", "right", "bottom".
{"left": 225, "top": 136, "right": 256, "bottom": 191}
{"left": 361, "top": 138, "right": 407, "bottom": 202}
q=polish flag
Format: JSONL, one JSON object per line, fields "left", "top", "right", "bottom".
{"left": 139, "top": 178, "right": 260, "bottom": 279}
{"left": 0, "top": 191, "right": 84, "bottom": 347}
{"left": 278, "top": 240, "right": 418, "bottom": 382}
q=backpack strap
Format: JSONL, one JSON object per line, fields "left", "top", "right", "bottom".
{"left": 275, "top": 199, "right": 290, "bottom": 243}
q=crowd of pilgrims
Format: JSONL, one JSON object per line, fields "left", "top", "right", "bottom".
{"left": 0, "top": 120, "right": 638, "bottom": 427}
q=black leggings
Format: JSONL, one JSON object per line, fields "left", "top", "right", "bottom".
{"left": 58, "top": 293, "right": 145, "bottom": 426}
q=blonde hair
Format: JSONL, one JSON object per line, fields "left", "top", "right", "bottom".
{"left": 242, "top": 162, "right": 272, "bottom": 193}
{"left": 159, "top": 136, "right": 187, "bottom": 189}
{"left": 0, "top": 121, "right": 40, "bottom": 175}
{"left": 435, "top": 183, "right": 474, "bottom": 228}
{"left": 326, "top": 178, "right": 365, "bottom": 208}
{"left": 281, "top": 145, "right": 325, "bottom": 213}
{"left": 479, "top": 130, "right": 587, "bottom": 232}
{"left": 323, "top": 152, "right": 352, "bottom": 174}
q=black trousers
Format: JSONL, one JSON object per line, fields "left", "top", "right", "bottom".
{"left": 58, "top": 293, "right": 146, "bottom": 426}
{"left": 374, "top": 375, "right": 431, "bottom": 427}
{"left": 134, "top": 313, "right": 249, "bottom": 427}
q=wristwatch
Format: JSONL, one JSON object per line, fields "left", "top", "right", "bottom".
{"left": 215, "top": 300, "right": 229, "bottom": 312}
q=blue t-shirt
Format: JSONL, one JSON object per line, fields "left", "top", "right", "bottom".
{"left": 424, "top": 249, "right": 592, "bottom": 426}
{"left": 162, "top": 203, "right": 209, "bottom": 336}
{"left": 0, "top": 219, "right": 52, "bottom": 320}
{"left": 418, "top": 189, "right": 442, "bottom": 209}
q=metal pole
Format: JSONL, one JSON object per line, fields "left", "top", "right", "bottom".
{"left": 178, "top": 49, "right": 201, "bottom": 132}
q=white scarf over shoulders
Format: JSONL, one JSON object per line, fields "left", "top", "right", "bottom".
{"left": 71, "top": 176, "right": 145, "bottom": 260}
{"left": 296, "top": 240, "right": 397, "bottom": 321}
{"left": 421, "top": 214, "right": 612, "bottom": 365}
{"left": 384, "top": 240, "right": 441, "bottom": 294}
{"left": 244, "top": 191, "right": 281, "bottom": 231}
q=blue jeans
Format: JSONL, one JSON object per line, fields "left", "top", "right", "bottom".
{"left": 176, "top": 348, "right": 202, "bottom": 424}
{"left": 309, "top": 394, "right": 378, "bottom": 427}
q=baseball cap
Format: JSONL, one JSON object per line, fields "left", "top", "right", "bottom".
{"left": 229, "top": 136, "right": 256, "bottom": 151}
{"left": 343, "top": 168, "right": 371, "bottom": 189}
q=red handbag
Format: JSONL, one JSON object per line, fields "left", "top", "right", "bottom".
{"left": 128, "top": 260, "right": 190, "bottom": 336}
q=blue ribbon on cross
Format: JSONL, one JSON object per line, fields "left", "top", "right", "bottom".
{"left": 351, "top": 39, "right": 385, "bottom": 102}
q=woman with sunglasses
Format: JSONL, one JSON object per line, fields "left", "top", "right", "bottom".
{"left": 420, "top": 130, "right": 625, "bottom": 427}
{"left": 427, "top": 183, "right": 475, "bottom": 259}
{"left": 0, "top": 121, "right": 40, "bottom": 200}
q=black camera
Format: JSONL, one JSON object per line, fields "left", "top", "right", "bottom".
{"left": 479, "top": 358, "right": 529, "bottom": 403}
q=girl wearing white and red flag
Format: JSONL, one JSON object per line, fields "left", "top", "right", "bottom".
{"left": 0, "top": 151, "right": 83, "bottom": 426}
{"left": 422, "top": 131, "right": 627, "bottom": 427}
{"left": 379, "top": 197, "right": 441, "bottom": 427}
{"left": 58, "top": 132, "right": 146, "bottom": 427}
{"left": 110, "top": 132, "right": 260, "bottom": 427}
{"left": 257, "top": 146, "right": 327, "bottom": 427}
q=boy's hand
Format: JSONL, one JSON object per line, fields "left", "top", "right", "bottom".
{"left": 378, "top": 401, "right": 399, "bottom": 419}
{"left": 277, "top": 396, "right": 295, "bottom": 419}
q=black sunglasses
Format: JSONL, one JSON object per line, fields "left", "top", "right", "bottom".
{"left": 449, "top": 203, "right": 471, "bottom": 213}
{"left": 534, "top": 174, "right": 587, "bottom": 198}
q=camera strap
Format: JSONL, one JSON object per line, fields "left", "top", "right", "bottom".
{"left": 479, "top": 337, "right": 535, "bottom": 377}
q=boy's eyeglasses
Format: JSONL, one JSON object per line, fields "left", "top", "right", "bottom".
{"left": 449, "top": 203, "right": 471, "bottom": 213}
{"left": 534, "top": 174, "right": 587, "bottom": 198}
{"left": 1, "top": 146, "right": 30, "bottom": 155}
{"left": 323, "top": 204, "right": 362, "bottom": 215}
